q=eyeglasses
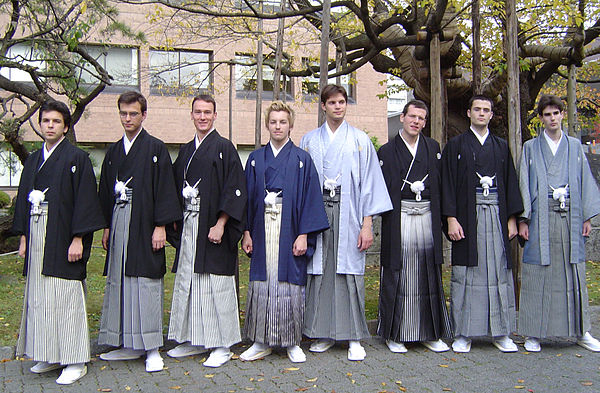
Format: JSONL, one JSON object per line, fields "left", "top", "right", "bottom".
{"left": 119, "top": 111, "right": 141, "bottom": 118}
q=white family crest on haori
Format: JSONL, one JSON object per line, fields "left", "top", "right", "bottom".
{"left": 550, "top": 184, "right": 569, "bottom": 209}
{"left": 114, "top": 177, "right": 133, "bottom": 201}
{"left": 403, "top": 174, "right": 429, "bottom": 201}
{"left": 323, "top": 173, "right": 341, "bottom": 197}
{"left": 476, "top": 172, "right": 496, "bottom": 196}
{"left": 28, "top": 188, "right": 49, "bottom": 215}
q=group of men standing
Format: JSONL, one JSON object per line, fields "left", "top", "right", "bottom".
{"left": 12, "top": 86, "right": 600, "bottom": 385}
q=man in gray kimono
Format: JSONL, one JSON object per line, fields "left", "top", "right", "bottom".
{"left": 518, "top": 94, "right": 600, "bottom": 352}
{"left": 301, "top": 84, "right": 393, "bottom": 361}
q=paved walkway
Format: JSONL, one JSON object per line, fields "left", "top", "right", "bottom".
{"left": 2, "top": 307, "right": 600, "bottom": 393}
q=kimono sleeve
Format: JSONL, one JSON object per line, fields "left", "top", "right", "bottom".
{"left": 11, "top": 156, "right": 36, "bottom": 236}
{"left": 441, "top": 141, "right": 458, "bottom": 219}
{"left": 71, "top": 153, "right": 106, "bottom": 236}
{"left": 504, "top": 143, "right": 524, "bottom": 218}
{"left": 97, "top": 150, "right": 115, "bottom": 226}
{"left": 580, "top": 147, "right": 600, "bottom": 222}
{"left": 152, "top": 143, "right": 182, "bottom": 226}
{"left": 297, "top": 154, "right": 329, "bottom": 237}
{"left": 217, "top": 141, "right": 247, "bottom": 224}
{"left": 358, "top": 135, "right": 392, "bottom": 218}
{"left": 518, "top": 144, "right": 533, "bottom": 222}
{"left": 244, "top": 151, "right": 257, "bottom": 232}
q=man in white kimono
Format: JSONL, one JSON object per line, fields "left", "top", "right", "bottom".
{"left": 301, "top": 84, "right": 393, "bottom": 361}
{"left": 518, "top": 94, "right": 600, "bottom": 352}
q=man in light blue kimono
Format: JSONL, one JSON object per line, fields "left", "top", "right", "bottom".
{"left": 301, "top": 84, "right": 393, "bottom": 361}
{"left": 518, "top": 94, "right": 600, "bottom": 352}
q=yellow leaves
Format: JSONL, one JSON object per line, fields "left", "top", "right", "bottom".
{"left": 100, "top": 365, "right": 107, "bottom": 371}
{"left": 204, "top": 374, "right": 215, "bottom": 378}
{"left": 285, "top": 367, "right": 300, "bottom": 371}
{"left": 439, "top": 364, "right": 449, "bottom": 368}
{"left": 169, "top": 387, "right": 182, "bottom": 390}
{"left": 98, "top": 389, "right": 112, "bottom": 392}
{"left": 306, "top": 377, "right": 318, "bottom": 382}
{"left": 125, "top": 387, "right": 131, "bottom": 391}
{"left": 514, "top": 386, "right": 525, "bottom": 389}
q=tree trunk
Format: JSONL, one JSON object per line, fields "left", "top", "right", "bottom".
{"left": 318, "top": 0, "right": 331, "bottom": 126}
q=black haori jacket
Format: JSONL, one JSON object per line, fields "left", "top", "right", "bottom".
{"left": 169, "top": 130, "right": 247, "bottom": 276}
{"left": 98, "top": 129, "right": 182, "bottom": 279}
{"left": 12, "top": 139, "right": 105, "bottom": 280}
{"left": 378, "top": 134, "right": 444, "bottom": 270}
{"left": 441, "top": 131, "right": 523, "bottom": 268}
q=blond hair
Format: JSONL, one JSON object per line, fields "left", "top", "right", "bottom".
{"left": 264, "top": 101, "right": 295, "bottom": 127}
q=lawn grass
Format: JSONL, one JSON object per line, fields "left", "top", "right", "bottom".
{"left": 1, "top": 231, "right": 599, "bottom": 347}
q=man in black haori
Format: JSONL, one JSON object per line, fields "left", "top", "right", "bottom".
{"left": 13, "top": 100, "right": 105, "bottom": 384}
{"left": 442, "top": 95, "right": 523, "bottom": 353}
{"left": 378, "top": 100, "right": 452, "bottom": 353}
{"left": 167, "top": 95, "right": 246, "bottom": 367}
{"left": 97, "top": 91, "right": 181, "bottom": 372}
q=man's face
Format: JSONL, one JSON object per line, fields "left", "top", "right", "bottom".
{"left": 400, "top": 105, "right": 427, "bottom": 139}
{"left": 191, "top": 99, "right": 217, "bottom": 134}
{"left": 267, "top": 110, "right": 292, "bottom": 145}
{"left": 321, "top": 93, "right": 347, "bottom": 123}
{"left": 119, "top": 101, "right": 146, "bottom": 134}
{"left": 467, "top": 99, "right": 493, "bottom": 128}
{"left": 540, "top": 105, "right": 564, "bottom": 133}
{"left": 40, "top": 110, "right": 67, "bottom": 146}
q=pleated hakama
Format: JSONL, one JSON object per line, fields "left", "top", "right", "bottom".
{"left": 16, "top": 203, "right": 90, "bottom": 365}
{"left": 168, "top": 198, "right": 241, "bottom": 348}
{"left": 244, "top": 202, "right": 305, "bottom": 347}
{"left": 304, "top": 191, "right": 370, "bottom": 341}
{"left": 98, "top": 191, "right": 164, "bottom": 350}
{"left": 518, "top": 198, "right": 591, "bottom": 338}
{"left": 450, "top": 191, "right": 516, "bottom": 337}
{"left": 378, "top": 200, "right": 452, "bottom": 342}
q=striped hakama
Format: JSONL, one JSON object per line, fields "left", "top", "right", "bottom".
{"left": 168, "top": 197, "right": 241, "bottom": 348}
{"left": 304, "top": 191, "right": 370, "bottom": 341}
{"left": 98, "top": 191, "right": 164, "bottom": 350}
{"left": 16, "top": 203, "right": 90, "bottom": 365}
{"left": 451, "top": 191, "right": 516, "bottom": 337}
{"left": 378, "top": 200, "right": 452, "bottom": 342}
{"left": 519, "top": 198, "right": 591, "bottom": 338}
{"left": 244, "top": 201, "right": 305, "bottom": 347}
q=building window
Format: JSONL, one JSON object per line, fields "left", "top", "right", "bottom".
{"left": 235, "top": 54, "right": 293, "bottom": 100}
{"left": 149, "top": 50, "right": 211, "bottom": 96}
{"left": 0, "top": 43, "right": 45, "bottom": 82}
{"left": 78, "top": 45, "right": 139, "bottom": 91}
{"left": 301, "top": 58, "right": 356, "bottom": 103}
{"left": 0, "top": 148, "right": 23, "bottom": 187}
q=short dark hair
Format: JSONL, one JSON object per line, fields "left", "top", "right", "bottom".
{"left": 320, "top": 84, "right": 348, "bottom": 104}
{"left": 191, "top": 94, "right": 216, "bottom": 112}
{"left": 117, "top": 91, "right": 147, "bottom": 113}
{"left": 537, "top": 94, "right": 564, "bottom": 115}
{"left": 39, "top": 100, "right": 71, "bottom": 130}
{"left": 402, "top": 99, "right": 429, "bottom": 118}
{"left": 468, "top": 95, "right": 494, "bottom": 111}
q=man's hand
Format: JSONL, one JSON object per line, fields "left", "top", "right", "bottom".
{"left": 583, "top": 219, "right": 592, "bottom": 237}
{"left": 152, "top": 226, "right": 166, "bottom": 251}
{"left": 447, "top": 217, "right": 465, "bottom": 241}
{"left": 208, "top": 222, "right": 225, "bottom": 244}
{"left": 508, "top": 216, "right": 517, "bottom": 240}
{"left": 293, "top": 234, "right": 308, "bottom": 256}
{"left": 102, "top": 228, "right": 110, "bottom": 251}
{"left": 18, "top": 235, "right": 26, "bottom": 258}
{"left": 518, "top": 221, "right": 529, "bottom": 241}
{"left": 208, "top": 213, "right": 229, "bottom": 245}
{"left": 242, "top": 231, "right": 253, "bottom": 254}
{"left": 357, "top": 216, "right": 373, "bottom": 252}
{"left": 68, "top": 237, "right": 84, "bottom": 262}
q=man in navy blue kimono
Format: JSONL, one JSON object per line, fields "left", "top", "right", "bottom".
{"left": 241, "top": 101, "right": 328, "bottom": 363}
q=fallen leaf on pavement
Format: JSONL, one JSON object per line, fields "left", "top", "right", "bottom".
{"left": 205, "top": 374, "right": 215, "bottom": 378}
{"left": 169, "top": 387, "right": 181, "bottom": 390}
{"left": 443, "top": 388, "right": 452, "bottom": 391}
{"left": 285, "top": 367, "right": 300, "bottom": 371}
{"left": 306, "top": 377, "right": 318, "bottom": 382}
{"left": 517, "top": 380, "right": 524, "bottom": 383}
{"left": 514, "top": 386, "right": 525, "bottom": 389}
{"left": 439, "top": 364, "right": 449, "bottom": 368}
{"left": 98, "top": 389, "right": 112, "bottom": 392}
{"left": 581, "top": 381, "right": 593, "bottom": 386}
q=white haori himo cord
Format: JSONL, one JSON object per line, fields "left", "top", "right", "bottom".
{"left": 182, "top": 179, "right": 201, "bottom": 204}
{"left": 264, "top": 190, "right": 282, "bottom": 220}
{"left": 323, "top": 173, "right": 341, "bottom": 197}
{"left": 114, "top": 177, "right": 133, "bottom": 201}
{"left": 402, "top": 174, "right": 429, "bottom": 201}
{"left": 550, "top": 184, "right": 569, "bottom": 209}
{"left": 476, "top": 172, "right": 496, "bottom": 196}
{"left": 28, "top": 187, "right": 49, "bottom": 216}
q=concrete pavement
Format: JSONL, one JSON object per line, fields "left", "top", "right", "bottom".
{"left": 2, "top": 307, "right": 599, "bottom": 393}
